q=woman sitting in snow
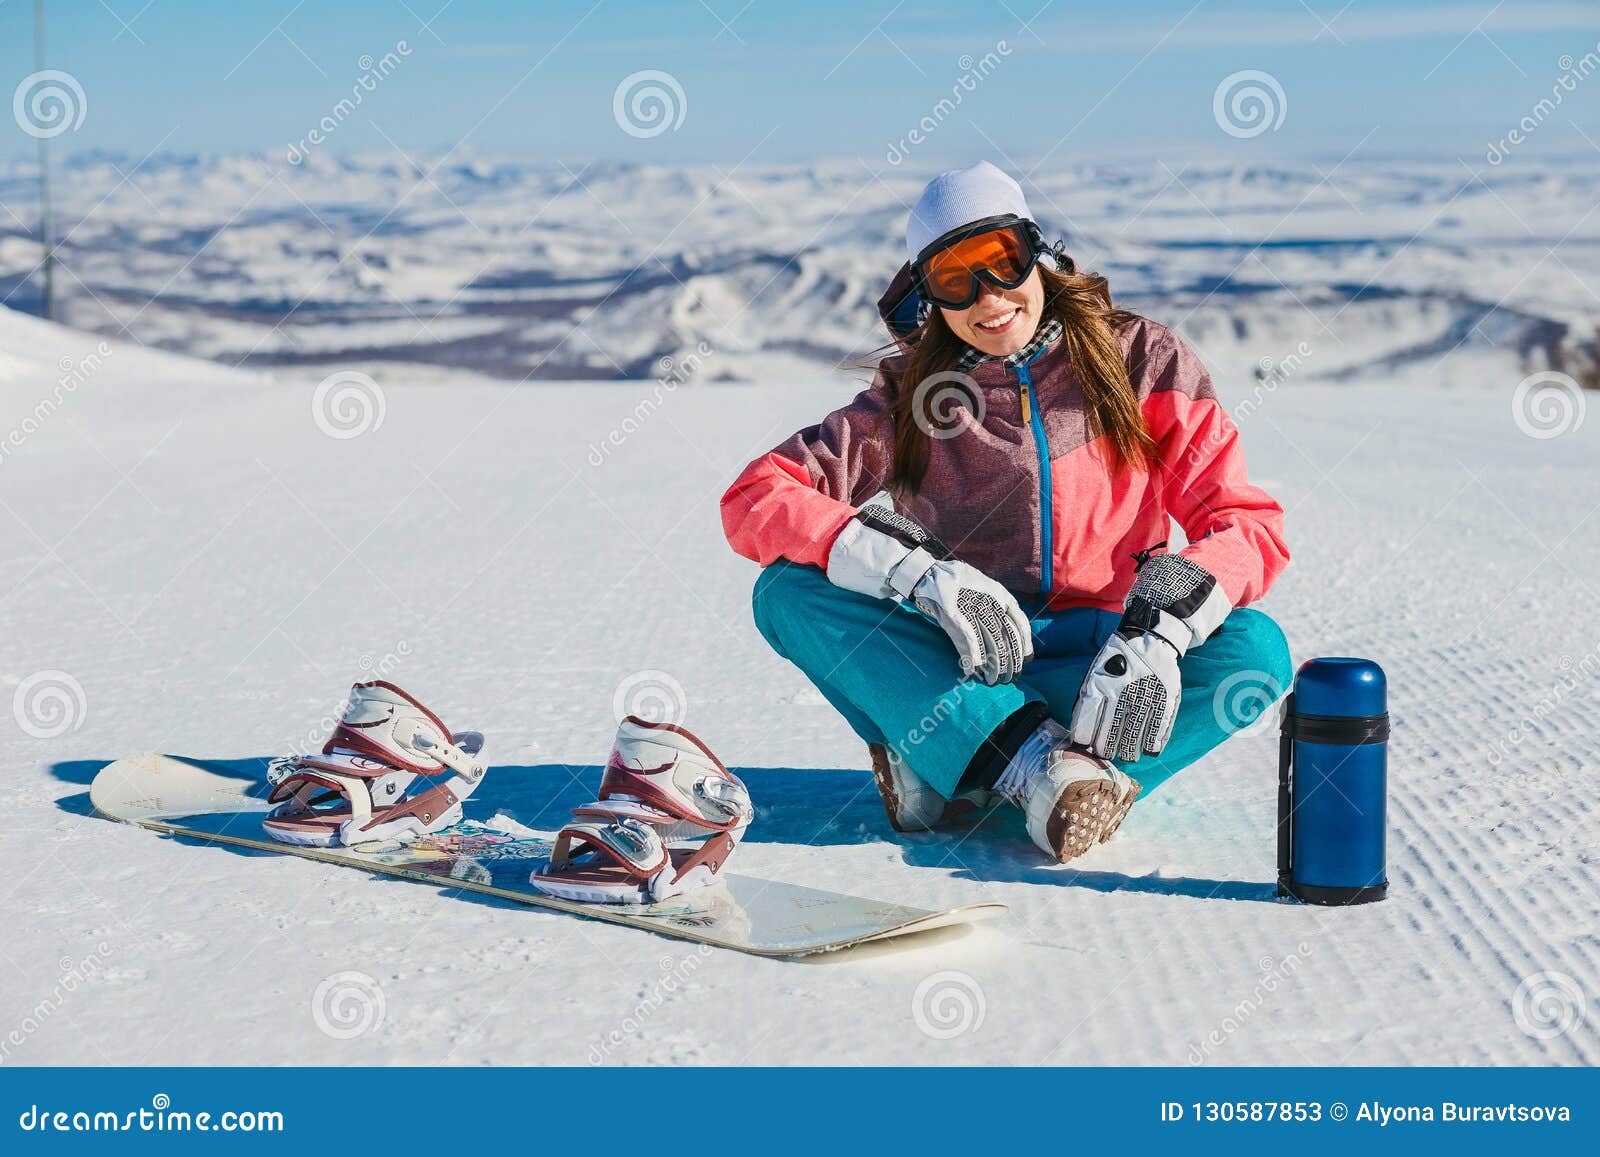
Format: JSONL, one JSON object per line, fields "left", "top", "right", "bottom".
{"left": 721, "top": 161, "right": 1292, "bottom": 863}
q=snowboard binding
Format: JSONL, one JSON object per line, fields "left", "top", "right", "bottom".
{"left": 262, "top": 681, "right": 488, "bottom": 848}
{"left": 531, "top": 716, "right": 753, "bottom": 904}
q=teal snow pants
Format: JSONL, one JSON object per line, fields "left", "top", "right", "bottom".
{"left": 752, "top": 563, "right": 1293, "bottom": 799}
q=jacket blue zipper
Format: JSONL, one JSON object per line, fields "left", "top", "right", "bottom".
{"left": 1012, "top": 357, "right": 1053, "bottom": 595}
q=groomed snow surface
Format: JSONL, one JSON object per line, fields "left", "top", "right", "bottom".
{"left": 1, "top": 305, "right": 1596, "bottom": 1066}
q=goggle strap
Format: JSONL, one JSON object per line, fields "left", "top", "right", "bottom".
{"left": 913, "top": 214, "right": 1028, "bottom": 266}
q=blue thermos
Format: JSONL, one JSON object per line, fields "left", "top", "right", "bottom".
{"left": 1277, "top": 657, "right": 1389, "bottom": 905}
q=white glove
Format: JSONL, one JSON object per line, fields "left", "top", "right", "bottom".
{"left": 827, "top": 507, "right": 1032, "bottom": 685}
{"left": 909, "top": 558, "right": 1032, "bottom": 685}
{"left": 1071, "top": 553, "right": 1231, "bottom": 761}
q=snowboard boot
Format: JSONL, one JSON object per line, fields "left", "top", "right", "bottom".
{"left": 994, "top": 721, "right": 1141, "bottom": 863}
{"left": 868, "top": 743, "right": 997, "bottom": 832}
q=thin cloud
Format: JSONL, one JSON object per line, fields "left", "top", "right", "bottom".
{"left": 438, "top": 44, "right": 538, "bottom": 58}
{"left": 568, "top": 3, "right": 1597, "bottom": 58}
{"left": 1028, "top": 2, "right": 1600, "bottom": 51}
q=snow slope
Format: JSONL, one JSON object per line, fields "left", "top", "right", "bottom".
{"left": 0, "top": 304, "right": 1596, "bottom": 1066}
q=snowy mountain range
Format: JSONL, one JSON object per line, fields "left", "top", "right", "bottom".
{"left": 1, "top": 151, "right": 1596, "bottom": 388}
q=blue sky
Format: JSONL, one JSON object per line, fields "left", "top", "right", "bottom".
{"left": 2, "top": 0, "right": 1598, "bottom": 166}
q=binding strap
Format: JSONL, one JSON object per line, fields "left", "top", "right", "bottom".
{"left": 547, "top": 785, "right": 749, "bottom": 902}
{"left": 550, "top": 817, "right": 671, "bottom": 875}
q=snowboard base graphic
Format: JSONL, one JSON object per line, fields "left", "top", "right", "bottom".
{"left": 90, "top": 754, "right": 1004, "bottom": 958}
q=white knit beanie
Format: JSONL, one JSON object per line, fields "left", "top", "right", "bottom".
{"left": 905, "top": 161, "right": 1033, "bottom": 264}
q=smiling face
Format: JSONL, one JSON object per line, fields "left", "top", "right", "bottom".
{"left": 938, "top": 266, "right": 1044, "bottom": 358}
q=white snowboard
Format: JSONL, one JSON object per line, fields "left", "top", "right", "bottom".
{"left": 91, "top": 754, "right": 1004, "bottom": 958}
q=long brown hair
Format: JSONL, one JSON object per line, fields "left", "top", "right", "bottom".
{"left": 886, "top": 262, "right": 1154, "bottom": 494}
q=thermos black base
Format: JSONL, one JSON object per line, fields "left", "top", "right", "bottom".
{"left": 1278, "top": 880, "right": 1388, "bottom": 906}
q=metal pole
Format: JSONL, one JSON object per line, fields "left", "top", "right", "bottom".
{"left": 35, "top": 0, "right": 55, "bottom": 321}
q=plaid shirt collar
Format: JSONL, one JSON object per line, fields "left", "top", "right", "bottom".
{"left": 956, "top": 317, "right": 1063, "bottom": 373}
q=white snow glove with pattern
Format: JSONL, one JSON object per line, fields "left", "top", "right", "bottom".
{"left": 1070, "top": 553, "right": 1232, "bottom": 761}
{"left": 827, "top": 506, "right": 1033, "bottom": 685}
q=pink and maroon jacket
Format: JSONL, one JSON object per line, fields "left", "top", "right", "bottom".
{"left": 721, "top": 313, "right": 1288, "bottom": 613}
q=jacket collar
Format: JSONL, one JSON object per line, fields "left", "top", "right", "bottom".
{"left": 956, "top": 317, "right": 1063, "bottom": 373}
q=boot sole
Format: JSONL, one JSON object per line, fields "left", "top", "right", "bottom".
{"left": 868, "top": 743, "right": 982, "bottom": 833}
{"left": 868, "top": 743, "right": 915, "bottom": 833}
{"left": 1046, "top": 779, "right": 1121, "bottom": 864}
{"left": 1097, "top": 777, "right": 1142, "bottom": 844}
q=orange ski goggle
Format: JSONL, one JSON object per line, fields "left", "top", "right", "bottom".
{"left": 915, "top": 218, "right": 1041, "bottom": 309}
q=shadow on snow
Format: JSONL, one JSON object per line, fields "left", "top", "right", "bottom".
{"left": 51, "top": 757, "right": 1276, "bottom": 902}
